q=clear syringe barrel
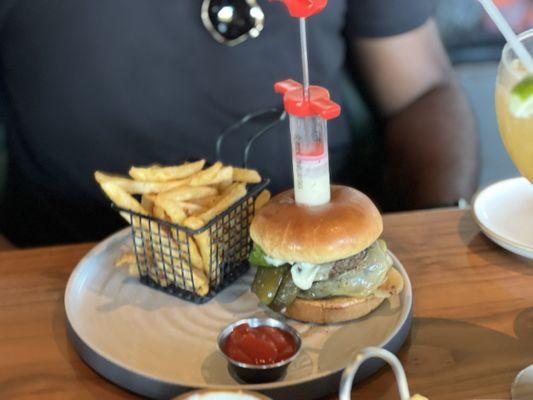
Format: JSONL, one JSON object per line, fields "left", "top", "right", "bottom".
{"left": 290, "top": 115, "right": 331, "bottom": 206}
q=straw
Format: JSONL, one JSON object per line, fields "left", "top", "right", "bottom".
{"left": 478, "top": 0, "right": 533, "bottom": 72}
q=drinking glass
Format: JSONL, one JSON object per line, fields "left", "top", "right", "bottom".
{"left": 497, "top": 31, "right": 533, "bottom": 398}
{"left": 495, "top": 29, "right": 533, "bottom": 182}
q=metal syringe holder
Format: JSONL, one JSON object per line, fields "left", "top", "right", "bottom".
{"left": 339, "top": 347, "right": 427, "bottom": 400}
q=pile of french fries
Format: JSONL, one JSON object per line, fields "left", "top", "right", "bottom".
{"left": 95, "top": 160, "right": 270, "bottom": 296}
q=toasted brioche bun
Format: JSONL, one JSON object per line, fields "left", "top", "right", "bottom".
{"left": 250, "top": 185, "right": 382, "bottom": 264}
{"left": 284, "top": 268, "right": 404, "bottom": 324}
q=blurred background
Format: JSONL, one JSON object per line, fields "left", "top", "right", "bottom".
{"left": 0, "top": 0, "right": 530, "bottom": 200}
{"left": 346, "top": 0, "right": 531, "bottom": 190}
{"left": 435, "top": 0, "right": 532, "bottom": 186}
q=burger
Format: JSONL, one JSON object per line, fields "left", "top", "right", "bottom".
{"left": 248, "top": 185, "right": 404, "bottom": 324}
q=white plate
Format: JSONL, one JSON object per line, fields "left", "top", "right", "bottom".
{"left": 512, "top": 365, "right": 533, "bottom": 400}
{"left": 472, "top": 177, "right": 533, "bottom": 259}
{"left": 65, "top": 229, "right": 412, "bottom": 399}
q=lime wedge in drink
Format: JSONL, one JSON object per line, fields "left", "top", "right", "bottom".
{"left": 509, "top": 76, "right": 533, "bottom": 118}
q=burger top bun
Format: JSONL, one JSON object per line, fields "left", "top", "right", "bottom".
{"left": 250, "top": 185, "right": 383, "bottom": 264}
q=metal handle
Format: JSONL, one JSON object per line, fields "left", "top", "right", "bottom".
{"left": 339, "top": 347, "right": 411, "bottom": 400}
{"left": 215, "top": 108, "right": 286, "bottom": 168}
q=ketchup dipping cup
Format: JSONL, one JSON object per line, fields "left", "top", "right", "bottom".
{"left": 217, "top": 318, "right": 302, "bottom": 383}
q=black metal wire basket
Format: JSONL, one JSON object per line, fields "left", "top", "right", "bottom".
{"left": 115, "top": 108, "right": 285, "bottom": 303}
{"left": 115, "top": 179, "right": 268, "bottom": 304}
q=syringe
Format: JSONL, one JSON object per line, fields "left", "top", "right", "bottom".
{"left": 273, "top": 0, "right": 340, "bottom": 207}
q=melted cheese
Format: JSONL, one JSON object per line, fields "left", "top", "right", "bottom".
{"left": 291, "top": 262, "right": 334, "bottom": 290}
{"left": 290, "top": 263, "right": 321, "bottom": 290}
{"left": 264, "top": 255, "right": 287, "bottom": 267}
{"left": 263, "top": 255, "right": 334, "bottom": 290}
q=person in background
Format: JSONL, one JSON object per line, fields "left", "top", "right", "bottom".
{"left": 0, "top": 0, "right": 478, "bottom": 248}
{"left": 482, "top": 0, "right": 533, "bottom": 32}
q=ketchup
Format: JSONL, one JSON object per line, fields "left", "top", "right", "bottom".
{"left": 223, "top": 323, "right": 296, "bottom": 365}
{"left": 298, "top": 142, "right": 325, "bottom": 158}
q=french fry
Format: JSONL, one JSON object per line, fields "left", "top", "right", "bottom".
{"left": 156, "top": 186, "right": 217, "bottom": 203}
{"left": 100, "top": 182, "right": 147, "bottom": 215}
{"left": 147, "top": 227, "right": 207, "bottom": 291}
{"left": 141, "top": 194, "right": 155, "bottom": 215}
{"left": 199, "top": 183, "right": 247, "bottom": 223}
{"left": 182, "top": 216, "right": 204, "bottom": 237}
{"left": 114, "top": 251, "right": 136, "bottom": 268}
{"left": 217, "top": 179, "right": 233, "bottom": 192}
{"left": 188, "top": 266, "right": 209, "bottom": 296}
{"left": 153, "top": 204, "right": 169, "bottom": 221}
{"left": 98, "top": 181, "right": 158, "bottom": 239}
{"left": 170, "top": 230, "right": 204, "bottom": 271}
{"left": 114, "top": 250, "right": 140, "bottom": 277}
{"left": 155, "top": 197, "right": 187, "bottom": 224}
{"left": 183, "top": 217, "right": 213, "bottom": 276}
{"left": 255, "top": 189, "right": 271, "bottom": 211}
{"left": 94, "top": 171, "right": 120, "bottom": 184}
{"left": 142, "top": 218, "right": 204, "bottom": 273}
{"left": 190, "top": 165, "right": 233, "bottom": 187}
{"left": 212, "top": 165, "right": 234, "bottom": 184}
{"left": 189, "top": 162, "right": 223, "bottom": 186}
{"left": 155, "top": 198, "right": 206, "bottom": 220}
{"left": 95, "top": 171, "right": 191, "bottom": 194}
{"left": 195, "top": 183, "right": 248, "bottom": 268}
{"left": 129, "top": 160, "right": 205, "bottom": 182}
{"left": 151, "top": 257, "right": 209, "bottom": 296}
{"left": 190, "top": 195, "right": 220, "bottom": 209}
{"left": 151, "top": 193, "right": 205, "bottom": 271}
{"left": 143, "top": 193, "right": 157, "bottom": 202}
{"left": 187, "top": 237, "right": 204, "bottom": 271}
{"left": 233, "top": 167, "right": 261, "bottom": 183}
{"left": 177, "top": 201, "right": 205, "bottom": 215}
{"left": 101, "top": 183, "right": 194, "bottom": 276}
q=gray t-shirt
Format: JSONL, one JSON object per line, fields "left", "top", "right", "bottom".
{"left": 0, "top": 0, "right": 431, "bottom": 245}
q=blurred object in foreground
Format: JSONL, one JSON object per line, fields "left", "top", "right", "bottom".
{"left": 339, "top": 347, "right": 427, "bottom": 400}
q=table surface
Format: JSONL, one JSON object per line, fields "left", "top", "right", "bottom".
{"left": 1, "top": 208, "right": 533, "bottom": 400}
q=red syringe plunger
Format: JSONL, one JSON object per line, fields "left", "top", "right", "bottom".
{"left": 271, "top": 0, "right": 328, "bottom": 18}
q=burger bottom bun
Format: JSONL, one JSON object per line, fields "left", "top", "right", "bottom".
{"left": 284, "top": 268, "right": 404, "bottom": 324}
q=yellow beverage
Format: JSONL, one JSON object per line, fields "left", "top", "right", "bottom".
{"left": 495, "top": 30, "right": 533, "bottom": 182}
{"left": 495, "top": 84, "right": 533, "bottom": 181}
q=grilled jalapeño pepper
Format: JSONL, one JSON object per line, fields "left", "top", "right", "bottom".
{"left": 270, "top": 270, "right": 300, "bottom": 311}
{"left": 251, "top": 265, "right": 288, "bottom": 306}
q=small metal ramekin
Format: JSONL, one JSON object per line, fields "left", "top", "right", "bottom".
{"left": 217, "top": 318, "right": 302, "bottom": 383}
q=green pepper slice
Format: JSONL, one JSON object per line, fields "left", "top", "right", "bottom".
{"left": 249, "top": 244, "right": 274, "bottom": 268}
{"left": 269, "top": 270, "right": 300, "bottom": 312}
{"left": 251, "top": 265, "right": 288, "bottom": 306}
